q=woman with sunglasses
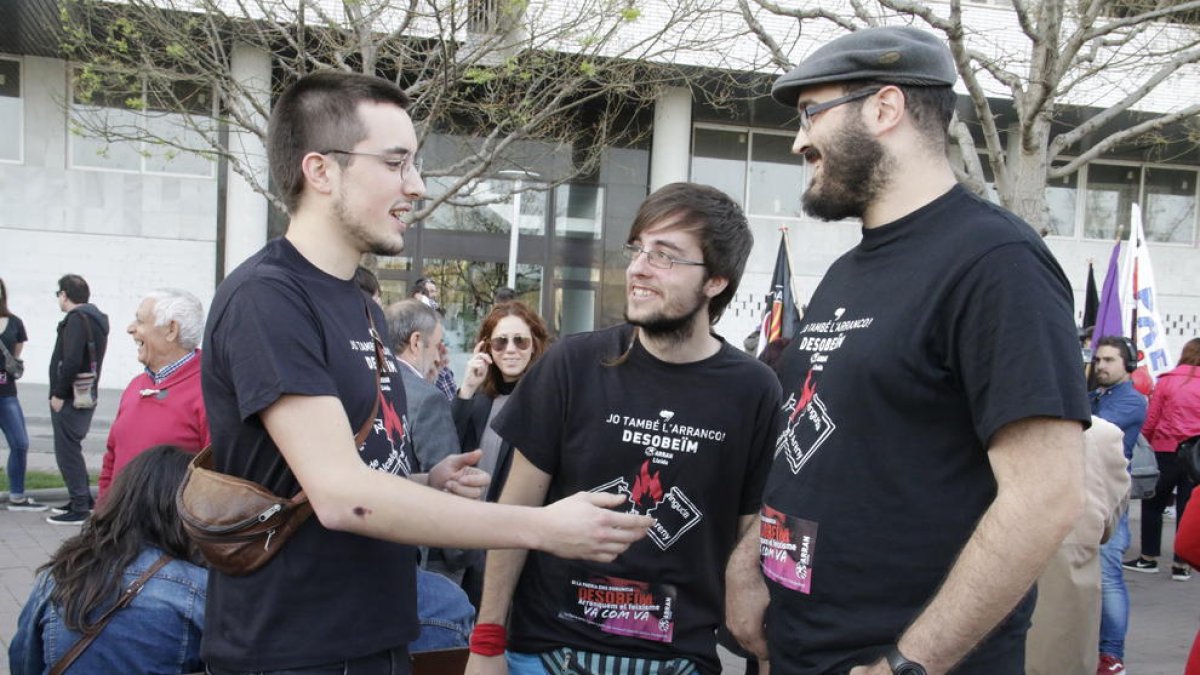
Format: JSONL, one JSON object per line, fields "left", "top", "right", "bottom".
{"left": 451, "top": 300, "right": 549, "bottom": 604}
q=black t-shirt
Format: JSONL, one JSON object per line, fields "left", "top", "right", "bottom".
{"left": 0, "top": 315, "right": 26, "bottom": 397}
{"left": 762, "top": 186, "right": 1090, "bottom": 675}
{"left": 493, "top": 324, "right": 782, "bottom": 674}
{"left": 201, "top": 238, "right": 419, "bottom": 670}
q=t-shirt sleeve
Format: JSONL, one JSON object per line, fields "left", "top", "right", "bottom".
{"left": 491, "top": 340, "right": 572, "bottom": 476}
{"left": 212, "top": 277, "right": 340, "bottom": 421}
{"left": 946, "top": 242, "right": 1091, "bottom": 446}
{"left": 739, "top": 372, "right": 784, "bottom": 515}
{"left": 13, "top": 316, "right": 27, "bottom": 343}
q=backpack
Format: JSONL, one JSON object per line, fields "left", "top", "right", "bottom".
{"left": 1129, "top": 433, "right": 1159, "bottom": 500}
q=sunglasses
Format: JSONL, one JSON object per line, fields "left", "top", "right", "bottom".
{"left": 489, "top": 335, "right": 532, "bottom": 352}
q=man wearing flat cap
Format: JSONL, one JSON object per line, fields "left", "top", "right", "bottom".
{"left": 726, "top": 26, "right": 1089, "bottom": 675}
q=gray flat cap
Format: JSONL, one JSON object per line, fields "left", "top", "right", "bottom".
{"left": 772, "top": 26, "right": 956, "bottom": 107}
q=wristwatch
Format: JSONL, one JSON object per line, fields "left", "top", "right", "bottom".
{"left": 884, "top": 646, "right": 928, "bottom": 675}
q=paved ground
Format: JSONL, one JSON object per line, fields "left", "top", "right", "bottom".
{"left": 0, "top": 383, "right": 1197, "bottom": 673}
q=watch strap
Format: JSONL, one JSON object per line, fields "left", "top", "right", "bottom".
{"left": 884, "top": 646, "right": 928, "bottom": 675}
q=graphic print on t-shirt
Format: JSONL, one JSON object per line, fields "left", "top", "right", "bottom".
{"left": 352, "top": 336, "right": 412, "bottom": 478}
{"left": 759, "top": 504, "right": 818, "bottom": 594}
{"left": 560, "top": 570, "right": 677, "bottom": 643}
{"left": 777, "top": 306, "right": 873, "bottom": 475}
{"left": 589, "top": 409, "right": 729, "bottom": 550}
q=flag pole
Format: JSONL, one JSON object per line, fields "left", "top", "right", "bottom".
{"left": 778, "top": 224, "right": 803, "bottom": 318}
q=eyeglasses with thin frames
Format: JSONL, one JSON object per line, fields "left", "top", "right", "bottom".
{"left": 489, "top": 335, "right": 532, "bottom": 352}
{"left": 320, "top": 149, "right": 421, "bottom": 180}
{"left": 621, "top": 243, "right": 705, "bottom": 270}
{"left": 799, "top": 87, "right": 883, "bottom": 132}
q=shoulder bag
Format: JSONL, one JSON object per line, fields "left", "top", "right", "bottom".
{"left": 176, "top": 304, "right": 387, "bottom": 576}
{"left": 71, "top": 312, "right": 99, "bottom": 410}
{"left": 1177, "top": 436, "right": 1200, "bottom": 484}
{"left": 49, "top": 554, "right": 173, "bottom": 675}
{"left": 0, "top": 338, "right": 23, "bottom": 381}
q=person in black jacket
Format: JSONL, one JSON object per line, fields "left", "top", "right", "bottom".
{"left": 452, "top": 300, "right": 550, "bottom": 605}
{"left": 46, "top": 274, "right": 109, "bottom": 525}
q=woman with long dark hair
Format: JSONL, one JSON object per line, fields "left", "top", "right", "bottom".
{"left": 1125, "top": 337, "right": 1200, "bottom": 580}
{"left": 0, "top": 278, "right": 43, "bottom": 511}
{"left": 10, "top": 445, "right": 207, "bottom": 674}
{"left": 448, "top": 301, "right": 549, "bottom": 604}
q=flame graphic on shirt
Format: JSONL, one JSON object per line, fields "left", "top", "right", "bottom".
{"left": 378, "top": 391, "right": 407, "bottom": 447}
{"left": 630, "top": 460, "right": 664, "bottom": 510}
{"left": 790, "top": 371, "right": 817, "bottom": 422}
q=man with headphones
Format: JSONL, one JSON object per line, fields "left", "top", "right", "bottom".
{"left": 1090, "top": 335, "right": 1147, "bottom": 674}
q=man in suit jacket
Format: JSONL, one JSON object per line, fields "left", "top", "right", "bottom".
{"left": 385, "top": 299, "right": 460, "bottom": 474}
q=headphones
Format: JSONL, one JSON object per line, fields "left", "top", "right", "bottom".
{"left": 1115, "top": 337, "right": 1139, "bottom": 373}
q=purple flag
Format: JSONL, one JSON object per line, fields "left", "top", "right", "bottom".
{"left": 1092, "top": 241, "right": 1124, "bottom": 342}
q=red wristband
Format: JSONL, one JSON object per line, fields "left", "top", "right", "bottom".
{"left": 469, "top": 623, "right": 507, "bottom": 656}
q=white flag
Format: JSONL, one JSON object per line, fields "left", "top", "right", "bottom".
{"left": 1121, "top": 204, "right": 1173, "bottom": 381}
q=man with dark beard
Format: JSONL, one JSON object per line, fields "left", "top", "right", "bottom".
{"left": 725, "top": 27, "right": 1090, "bottom": 675}
{"left": 466, "top": 182, "right": 783, "bottom": 675}
{"left": 200, "top": 71, "right": 653, "bottom": 674}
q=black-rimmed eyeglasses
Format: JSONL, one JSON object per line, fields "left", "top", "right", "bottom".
{"left": 320, "top": 150, "right": 421, "bottom": 179}
{"left": 621, "top": 243, "right": 705, "bottom": 270}
{"left": 799, "top": 88, "right": 883, "bottom": 132}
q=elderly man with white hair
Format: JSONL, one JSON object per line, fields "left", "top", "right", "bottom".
{"left": 97, "top": 288, "right": 209, "bottom": 500}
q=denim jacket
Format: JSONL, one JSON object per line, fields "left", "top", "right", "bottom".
{"left": 9, "top": 547, "right": 207, "bottom": 674}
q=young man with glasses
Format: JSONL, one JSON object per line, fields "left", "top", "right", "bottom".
{"left": 467, "top": 182, "right": 783, "bottom": 675}
{"left": 200, "top": 71, "right": 652, "bottom": 675}
{"left": 725, "top": 27, "right": 1090, "bottom": 675}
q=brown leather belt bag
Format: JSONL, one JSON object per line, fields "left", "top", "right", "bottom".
{"left": 176, "top": 307, "right": 386, "bottom": 576}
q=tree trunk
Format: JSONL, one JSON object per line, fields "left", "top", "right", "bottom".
{"left": 1003, "top": 117, "right": 1053, "bottom": 234}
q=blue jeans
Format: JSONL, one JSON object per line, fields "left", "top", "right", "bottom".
{"left": 1100, "top": 508, "right": 1131, "bottom": 658}
{"left": 410, "top": 568, "right": 474, "bottom": 652}
{"left": 0, "top": 395, "right": 30, "bottom": 496}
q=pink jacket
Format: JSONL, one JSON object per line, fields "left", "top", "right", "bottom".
{"left": 1143, "top": 364, "right": 1200, "bottom": 453}
{"left": 99, "top": 351, "right": 209, "bottom": 497}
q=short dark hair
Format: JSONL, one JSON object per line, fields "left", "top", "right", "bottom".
{"left": 57, "top": 274, "right": 90, "bottom": 304}
{"left": 493, "top": 286, "right": 517, "bottom": 303}
{"left": 626, "top": 182, "right": 753, "bottom": 324}
{"left": 354, "top": 265, "right": 381, "bottom": 297}
{"left": 846, "top": 81, "right": 956, "bottom": 150}
{"left": 268, "top": 71, "right": 411, "bottom": 213}
{"left": 410, "top": 277, "right": 432, "bottom": 297}
{"left": 1095, "top": 335, "right": 1136, "bottom": 367}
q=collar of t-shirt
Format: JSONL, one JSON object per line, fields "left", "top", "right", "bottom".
{"left": 858, "top": 184, "right": 963, "bottom": 252}
{"left": 146, "top": 350, "right": 197, "bottom": 385}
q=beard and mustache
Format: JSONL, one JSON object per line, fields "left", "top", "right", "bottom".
{"left": 801, "top": 111, "right": 894, "bottom": 222}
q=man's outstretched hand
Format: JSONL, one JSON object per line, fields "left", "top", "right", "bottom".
{"left": 537, "top": 492, "right": 653, "bottom": 561}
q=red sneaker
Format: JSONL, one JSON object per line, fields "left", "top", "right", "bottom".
{"left": 1098, "top": 653, "right": 1125, "bottom": 674}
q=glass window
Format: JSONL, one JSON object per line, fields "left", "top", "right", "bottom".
{"left": 1045, "top": 163, "right": 1079, "bottom": 237}
{"left": 0, "top": 59, "right": 21, "bottom": 162}
{"left": 422, "top": 176, "right": 546, "bottom": 235}
{"left": 1085, "top": 163, "right": 1140, "bottom": 240}
{"left": 555, "top": 184, "right": 603, "bottom": 239}
{"left": 749, "top": 133, "right": 805, "bottom": 218}
{"left": 1143, "top": 167, "right": 1196, "bottom": 244}
{"left": 691, "top": 128, "right": 747, "bottom": 208}
{"left": 69, "top": 69, "right": 214, "bottom": 177}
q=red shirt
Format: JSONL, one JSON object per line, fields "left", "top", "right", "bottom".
{"left": 99, "top": 351, "right": 208, "bottom": 497}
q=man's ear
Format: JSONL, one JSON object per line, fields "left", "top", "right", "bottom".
{"left": 703, "top": 275, "right": 729, "bottom": 299}
{"left": 300, "top": 152, "right": 337, "bottom": 197}
{"left": 407, "top": 331, "right": 424, "bottom": 354}
{"left": 164, "top": 320, "right": 181, "bottom": 344}
{"left": 867, "top": 85, "right": 906, "bottom": 135}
